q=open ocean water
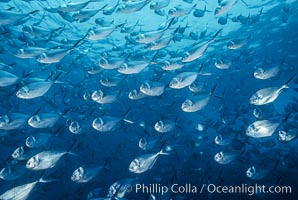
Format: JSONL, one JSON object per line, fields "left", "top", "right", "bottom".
{"left": 0, "top": 0, "right": 297, "bottom": 199}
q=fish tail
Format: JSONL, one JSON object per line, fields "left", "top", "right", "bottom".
{"left": 212, "top": 28, "right": 223, "bottom": 39}
{"left": 239, "top": 0, "right": 249, "bottom": 7}
{"left": 285, "top": 73, "right": 296, "bottom": 86}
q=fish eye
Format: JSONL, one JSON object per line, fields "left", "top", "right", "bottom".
{"left": 169, "top": 78, "right": 180, "bottom": 87}
{"left": 128, "top": 89, "right": 138, "bottom": 99}
{"left": 227, "top": 41, "right": 235, "bottom": 49}
{"left": 29, "top": 115, "right": 41, "bottom": 126}
{"left": 12, "top": 146, "right": 24, "bottom": 159}
{"left": 22, "top": 26, "right": 31, "bottom": 33}
{"left": 136, "top": 34, "right": 145, "bottom": 41}
{"left": 99, "top": 58, "right": 108, "bottom": 66}
{"left": 18, "top": 49, "right": 24, "bottom": 54}
{"left": 246, "top": 166, "right": 256, "bottom": 178}
{"left": 38, "top": 53, "right": 47, "bottom": 60}
{"left": 92, "top": 117, "right": 104, "bottom": 130}
{"left": 0, "top": 168, "right": 8, "bottom": 179}
{"left": 91, "top": 90, "right": 104, "bottom": 101}
{"left": 26, "top": 136, "right": 36, "bottom": 148}
{"left": 0, "top": 115, "right": 9, "bottom": 127}
{"left": 183, "top": 99, "right": 193, "bottom": 107}
{"left": 154, "top": 120, "right": 165, "bottom": 131}
{"left": 119, "top": 63, "right": 128, "bottom": 71}
{"left": 17, "top": 86, "right": 30, "bottom": 97}
{"left": 140, "top": 82, "right": 150, "bottom": 92}
{"left": 139, "top": 137, "right": 148, "bottom": 150}
{"left": 168, "top": 8, "right": 176, "bottom": 15}
{"left": 69, "top": 121, "right": 81, "bottom": 134}
{"left": 278, "top": 130, "right": 287, "bottom": 141}
{"left": 214, "top": 152, "right": 224, "bottom": 161}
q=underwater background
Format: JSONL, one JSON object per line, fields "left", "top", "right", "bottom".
{"left": 0, "top": 0, "right": 297, "bottom": 199}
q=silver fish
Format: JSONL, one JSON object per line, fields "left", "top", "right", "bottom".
{"left": 92, "top": 115, "right": 132, "bottom": 132}
{"left": 129, "top": 148, "right": 169, "bottom": 173}
{"left": 117, "top": 61, "right": 151, "bottom": 74}
{"left": 116, "top": 0, "right": 152, "bottom": 14}
{"left": 246, "top": 120, "right": 280, "bottom": 138}
{"left": 12, "top": 146, "right": 37, "bottom": 161}
{"left": 154, "top": 120, "right": 175, "bottom": 133}
{"left": 168, "top": 4, "right": 197, "bottom": 17}
{"left": 278, "top": 129, "right": 297, "bottom": 142}
{"left": 160, "top": 59, "right": 184, "bottom": 71}
{"left": 16, "top": 81, "right": 54, "bottom": 99}
{"left": 0, "top": 113, "right": 29, "bottom": 130}
{"left": 28, "top": 113, "right": 60, "bottom": 128}
{"left": 227, "top": 34, "right": 251, "bottom": 50}
{"left": 254, "top": 60, "right": 281, "bottom": 80}
{"left": 98, "top": 57, "right": 125, "bottom": 69}
{"left": 246, "top": 166, "right": 271, "bottom": 180}
{"left": 250, "top": 85, "right": 288, "bottom": 105}
{"left": 91, "top": 89, "right": 119, "bottom": 104}
{"left": 0, "top": 164, "right": 27, "bottom": 181}
{"left": 128, "top": 89, "right": 147, "bottom": 100}
{"left": 0, "top": 178, "right": 49, "bottom": 200}
{"left": 0, "top": 70, "right": 20, "bottom": 87}
{"left": 26, "top": 133, "right": 53, "bottom": 148}
{"left": 58, "top": 0, "right": 96, "bottom": 12}
{"left": 140, "top": 81, "right": 165, "bottom": 96}
{"left": 169, "top": 72, "right": 198, "bottom": 89}
{"left": 182, "top": 29, "right": 222, "bottom": 62}
{"left": 0, "top": 9, "right": 39, "bottom": 25}
{"left": 214, "top": 150, "right": 241, "bottom": 164}
{"left": 71, "top": 165, "right": 103, "bottom": 183}
{"left": 214, "top": 0, "right": 247, "bottom": 16}
{"left": 150, "top": 0, "right": 170, "bottom": 10}
{"left": 14, "top": 47, "right": 48, "bottom": 59}
{"left": 26, "top": 150, "right": 75, "bottom": 170}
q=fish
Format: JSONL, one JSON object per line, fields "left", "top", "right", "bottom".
{"left": 27, "top": 113, "right": 61, "bottom": 128}
{"left": 86, "top": 24, "right": 123, "bottom": 41}
{"left": 0, "top": 164, "right": 27, "bottom": 181}
{"left": 25, "top": 133, "right": 53, "bottom": 148}
{"left": 169, "top": 72, "right": 199, "bottom": 89}
{"left": 13, "top": 47, "right": 48, "bottom": 59}
{"left": 246, "top": 120, "right": 280, "bottom": 138}
{"left": 278, "top": 129, "right": 297, "bottom": 142}
{"left": 57, "top": 0, "right": 97, "bottom": 12}
{"left": 149, "top": 0, "right": 170, "bottom": 10}
{"left": 160, "top": 59, "right": 184, "bottom": 71}
{"left": 0, "top": 178, "right": 50, "bottom": 200}
{"left": 181, "top": 85, "right": 217, "bottom": 112}
{"left": 98, "top": 57, "right": 126, "bottom": 70}
{"left": 117, "top": 60, "right": 152, "bottom": 75}
{"left": 91, "top": 89, "right": 119, "bottom": 104}
{"left": 107, "top": 178, "right": 137, "bottom": 199}
{"left": 140, "top": 81, "right": 165, "bottom": 96}
{"left": 154, "top": 119, "right": 176, "bottom": 133}
{"left": 249, "top": 74, "right": 296, "bottom": 105}
{"left": 103, "top": 0, "right": 120, "bottom": 15}
{"left": 182, "top": 29, "right": 222, "bottom": 62}
{"left": 22, "top": 25, "right": 64, "bottom": 38}
{"left": 92, "top": 110, "right": 132, "bottom": 132}
{"left": 128, "top": 89, "right": 147, "bottom": 100}
{"left": 246, "top": 166, "right": 272, "bottom": 180}
{"left": 0, "top": 70, "right": 22, "bottom": 87}
{"left": 214, "top": 0, "right": 248, "bottom": 16}
{"left": 129, "top": 143, "right": 169, "bottom": 173}
{"left": 26, "top": 150, "right": 76, "bottom": 170}
{"left": 193, "top": 5, "right": 211, "bottom": 18}
{"left": 227, "top": 34, "right": 251, "bottom": 50}
{"left": 168, "top": 4, "right": 197, "bottom": 17}
{"left": 253, "top": 104, "right": 274, "bottom": 119}
{"left": 0, "top": 113, "right": 30, "bottom": 130}
{"left": 12, "top": 146, "right": 38, "bottom": 161}
{"left": 16, "top": 81, "right": 54, "bottom": 99}
{"left": 135, "top": 18, "right": 175, "bottom": 44}
{"left": 215, "top": 58, "right": 233, "bottom": 69}
{"left": 71, "top": 165, "right": 104, "bottom": 183}
{"left": 214, "top": 150, "right": 242, "bottom": 164}
{"left": 116, "top": 0, "right": 152, "bottom": 14}
{"left": 0, "top": 9, "right": 39, "bottom": 25}
{"left": 72, "top": 5, "right": 108, "bottom": 22}
{"left": 254, "top": 58, "right": 283, "bottom": 80}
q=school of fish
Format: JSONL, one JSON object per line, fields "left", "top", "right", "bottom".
{"left": 0, "top": 0, "right": 297, "bottom": 199}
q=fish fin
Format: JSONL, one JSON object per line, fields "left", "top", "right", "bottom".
{"left": 284, "top": 73, "right": 297, "bottom": 87}
{"left": 239, "top": 0, "right": 249, "bottom": 7}
{"left": 39, "top": 177, "right": 57, "bottom": 183}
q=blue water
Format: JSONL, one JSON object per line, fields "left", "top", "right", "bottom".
{"left": 0, "top": 0, "right": 297, "bottom": 199}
